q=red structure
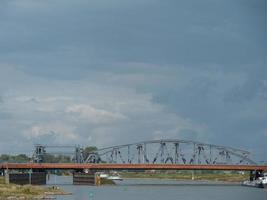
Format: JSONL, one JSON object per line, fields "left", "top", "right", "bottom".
{"left": 1, "top": 163, "right": 267, "bottom": 171}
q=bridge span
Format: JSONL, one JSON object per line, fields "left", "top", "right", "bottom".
{"left": 1, "top": 163, "right": 267, "bottom": 171}
{"left": 2, "top": 139, "right": 266, "bottom": 185}
{"left": 33, "top": 139, "right": 257, "bottom": 166}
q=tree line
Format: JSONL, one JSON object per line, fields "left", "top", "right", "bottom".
{"left": 0, "top": 146, "right": 98, "bottom": 163}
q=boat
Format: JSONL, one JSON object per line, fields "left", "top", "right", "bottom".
{"left": 258, "top": 176, "right": 267, "bottom": 186}
{"left": 107, "top": 175, "right": 123, "bottom": 181}
{"left": 242, "top": 175, "right": 267, "bottom": 188}
{"left": 242, "top": 180, "right": 265, "bottom": 188}
{"left": 96, "top": 171, "right": 123, "bottom": 181}
{"left": 99, "top": 173, "right": 109, "bottom": 178}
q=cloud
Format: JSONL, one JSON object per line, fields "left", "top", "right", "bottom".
{"left": 25, "top": 123, "right": 78, "bottom": 144}
{"left": 66, "top": 104, "right": 127, "bottom": 124}
{"left": 224, "top": 79, "right": 266, "bottom": 103}
{"left": 0, "top": 0, "right": 266, "bottom": 162}
{"left": 0, "top": 65, "right": 207, "bottom": 151}
{"left": 0, "top": 62, "right": 266, "bottom": 161}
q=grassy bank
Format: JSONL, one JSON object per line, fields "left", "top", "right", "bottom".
{"left": 0, "top": 176, "right": 68, "bottom": 199}
{"left": 0, "top": 177, "right": 4, "bottom": 185}
{"left": 120, "top": 171, "right": 249, "bottom": 183}
{"left": 101, "top": 178, "right": 116, "bottom": 185}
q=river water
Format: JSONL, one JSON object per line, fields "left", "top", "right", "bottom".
{"left": 47, "top": 175, "right": 267, "bottom": 200}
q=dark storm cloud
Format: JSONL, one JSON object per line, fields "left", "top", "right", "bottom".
{"left": 1, "top": 0, "right": 266, "bottom": 67}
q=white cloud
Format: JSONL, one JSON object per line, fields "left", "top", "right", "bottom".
{"left": 25, "top": 123, "right": 78, "bottom": 143}
{"left": 0, "top": 65, "right": 214, "bottom": 150}
{"left": 66, "top": 104, "right": 127, "bottom": 124}
{"left": 151, "top": 115, "right": 208, "bottom": 142}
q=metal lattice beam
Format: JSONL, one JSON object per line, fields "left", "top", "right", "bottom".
{"left": 85, "top": 139, "right": 256, "bottom": 165}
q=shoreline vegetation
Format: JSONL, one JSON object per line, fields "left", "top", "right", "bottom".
{"left": 100, "top": 178, "right": 116, "bottom": 185}
{"left": 0, "top": 176, "right": 70, "bottom": 200}
{"left": 120, "top": 170, "right": 249, "bottom": 183}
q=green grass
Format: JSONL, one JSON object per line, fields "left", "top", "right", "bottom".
{"left": 0, "top": 176, "right": 65, "bottom": 199}
{"left": 101, "top": 178, "right": 116, "bottom": 185}
{"left": 120, "top": 171, "right": 249, "bottom": 182}
{"left": 0, "top": 177, "right": 4, "bottom": 184}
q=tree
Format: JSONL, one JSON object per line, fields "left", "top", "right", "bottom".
{"left": 14, "top": 154, "right": 30, "bottom": 163}
{"left": 0, "top": 154, "right": 30, "bottom": 163}
{"left": 43, "top": 154, "right": 71, "bottom": 163}
{"left": 0, "top": 154, "right": 10, "bottom": 162}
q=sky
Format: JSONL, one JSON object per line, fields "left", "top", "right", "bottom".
{"left": 0, "top": 0, "right": 266, "bottom": 162}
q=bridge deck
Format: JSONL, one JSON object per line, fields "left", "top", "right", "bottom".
{"left": 1, "top": 163, "right": 267, "bottom": 171}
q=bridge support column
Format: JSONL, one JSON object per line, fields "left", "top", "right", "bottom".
{"left": 5, "top": 169, "right": 47, "bottom": 185}
{"left": 4, "top": 169, "right": 9, "bottom": 184}
{"left": 73, "top": 170, "right": 97, "bottom": 185}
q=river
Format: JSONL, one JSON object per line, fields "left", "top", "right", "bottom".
{"left": 47, "top": 175, "right": 267, "bottom": 200}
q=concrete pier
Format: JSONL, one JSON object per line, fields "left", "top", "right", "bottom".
{"left": 5, "top": 172, "right": 46, "bottom": 185}
{"left": 73, "top": 172, "right": 96, "bottom": 185}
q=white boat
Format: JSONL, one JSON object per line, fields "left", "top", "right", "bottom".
{"left": 99, "top": 173, "right": 109, "bottom": 178}
{"left": 242, "top": 175, "right": 267, "bottom": 188}
{"left": 258, "top": 176, "right": 267, "bottom": 185}
{"left": 107, "top": 175, "right": 123, "bottom": 181}
{"left": 242, "top": 180, "right": 264, "bottom": 188}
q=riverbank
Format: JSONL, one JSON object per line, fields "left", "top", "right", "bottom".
{"left": 120, "top": 171, "right": 249, "bottom": 183}
{"left": 0, "top": 176, "right": 70, "bottom": 199}
{"left": 100, "top": 178, "right": 116, "bottom": 185}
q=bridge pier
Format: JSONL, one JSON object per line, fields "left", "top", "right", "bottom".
{"left": 4, "top": 169, "right": 47, "bottom": 185}
{"left": 73, "top": 170, "right": 98, "bottom": 185}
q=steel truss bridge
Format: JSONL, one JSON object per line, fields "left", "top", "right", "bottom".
{"left": 33, "top": 139, "right": 256, "bottom": 166}
{"left": 85, "top": 139, "right": 257, "bottom": 165}
{"left": 1, "top": 139, "right": 267, "bottom": 173}
{"left": 2, "top": 139, "right": 267, "bottom": 186}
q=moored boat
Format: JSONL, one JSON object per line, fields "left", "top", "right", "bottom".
{"left": 242, "top": 180, "right": 264, "bottom": 188}
{"left": 107, "top": 175, "right": 123, "bottom": 181}
{"left": 242, "top": 175, "right": 267, "bottom": 188}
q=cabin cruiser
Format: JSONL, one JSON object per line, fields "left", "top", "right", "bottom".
{"left": 258, "top": 176, "right": 267, "bottom": 185}
{"left": 107, "top": 174, "right": 123, "bottom": 181}
{"left": 97, "top": 172, "right": 123, "bottom": 181}
{"left": 242, "top": 174, "right": 267, "bottom": 188}
{"left": 99, "top": 173, "right": 109, "bottom": 178}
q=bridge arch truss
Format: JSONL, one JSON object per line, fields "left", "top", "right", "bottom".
{"left": 86, "top": 139, "right": 256, "bottom": 165}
